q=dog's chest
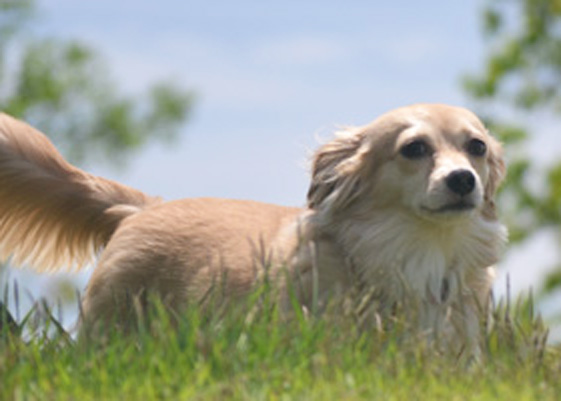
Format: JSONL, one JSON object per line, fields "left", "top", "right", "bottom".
{"left": 352, "top": 233, "right": 457, "bottom": 305}
{"left": 338, "top": 214, "right": 506, "bottom": 305}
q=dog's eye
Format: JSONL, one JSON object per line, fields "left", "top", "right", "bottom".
{"left": 466, "top": 138, "right": 487, "bottom": 157}
{"left": 400, "top": 140, "right": 430, "bottom": 159}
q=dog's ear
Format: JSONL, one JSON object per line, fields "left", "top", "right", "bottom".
{"left": 307, "top": 128, "right": 369, "bottom": 212}
{"left": 482, "top": 134, "right": 506, "bottom": 220}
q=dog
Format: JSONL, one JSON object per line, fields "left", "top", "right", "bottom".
{"left": 0, "top": 104, "right": 507, "bottom": 347}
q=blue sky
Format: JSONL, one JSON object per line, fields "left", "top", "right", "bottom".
{"left": 5, "top": 1, "right": 561, "bottom": 330}
{"left": 33, "top": 0, "right": 486, "bottom": 206}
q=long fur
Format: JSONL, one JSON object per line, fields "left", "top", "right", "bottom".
{"left": 303, "top": 104, "right": 507, "bottom": 344}
{"left": 0, "top": 105, "right": 507, "bottom": 348}
{"left": 0, "top": 113, "right": 156, "bottom": 271}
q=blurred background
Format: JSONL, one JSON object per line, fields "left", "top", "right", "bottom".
{"left": 1, "top": 0, "right": 561, "bottom": 338}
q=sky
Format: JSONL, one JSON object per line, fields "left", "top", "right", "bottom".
{"left": 3, "top": 1, "right": 560, "bottom": 332}
{"left": 31, "top": 0, "right": 487, "bottom": 205}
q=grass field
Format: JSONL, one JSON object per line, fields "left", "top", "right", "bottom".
{"left": 1, "top": 287, "right": 560, "bottom": 401}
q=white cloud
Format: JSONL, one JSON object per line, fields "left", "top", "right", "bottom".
{"left": 254, "top": 35, "right": 349, "bottom": 66}
{"left": 382, "top": 33, "right": 444, "bottom": 64}
{"left": 91, "top": 33, "right": 345, "bottom": 112}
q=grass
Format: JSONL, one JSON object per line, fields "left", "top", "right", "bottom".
{"left": 1, "top": 284, "right": 560, "bottom": 401}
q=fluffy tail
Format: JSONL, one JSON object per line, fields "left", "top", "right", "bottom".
{"left": 0, "top": 113, "right": 157, "bottom": 271}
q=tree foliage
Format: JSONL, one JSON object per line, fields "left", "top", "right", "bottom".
{"left": 0, "top": 0, "right": 193, "bottom": 166}
{"left": 0, "top": 0, "right": 193, "bottom": 284}
{"left": 464, "top": 0, "right": 561, "bottom": 293}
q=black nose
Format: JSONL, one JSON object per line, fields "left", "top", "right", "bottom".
{"left": 446, "top": 169, "right": 475, "bottom": 196}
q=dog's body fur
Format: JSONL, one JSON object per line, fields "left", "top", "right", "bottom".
{"left": 0, "top": 104, "right": 507, "bottom": 347}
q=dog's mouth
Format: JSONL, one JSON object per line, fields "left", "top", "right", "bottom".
{"left": 421, "top": 201, "right": 476, "bottom": 214}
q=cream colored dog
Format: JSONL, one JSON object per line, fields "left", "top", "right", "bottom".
{"left": 0, "top": 104, "right": 507, "bottom": 346}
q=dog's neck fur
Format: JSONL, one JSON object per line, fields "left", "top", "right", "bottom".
{"left": 309, "top": 209, "right": 507, "bottom": 306}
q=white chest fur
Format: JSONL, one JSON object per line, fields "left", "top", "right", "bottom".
{"left": 336, "top": 211, "right": 507, "bottom": 306}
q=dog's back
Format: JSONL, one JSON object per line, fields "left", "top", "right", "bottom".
{"left": 82, "top": 197, "right": 302, "bottom": 326}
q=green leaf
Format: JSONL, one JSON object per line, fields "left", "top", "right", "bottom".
{"left": 483, "top": 7, "right": 502, "bottom": 35}
{"left": 543, "top": 267, "right": 561, "bottom": 293}
{"left": 0, "top": 37, "right": 193, "bottom": 166}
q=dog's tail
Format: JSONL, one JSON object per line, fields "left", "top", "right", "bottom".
{"left": 0, "top": 113, "right": 158, "bottom": 271}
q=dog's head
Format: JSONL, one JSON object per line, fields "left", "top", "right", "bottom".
{"left": 307, "top": 104, "right": 505, "bottom": 221}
